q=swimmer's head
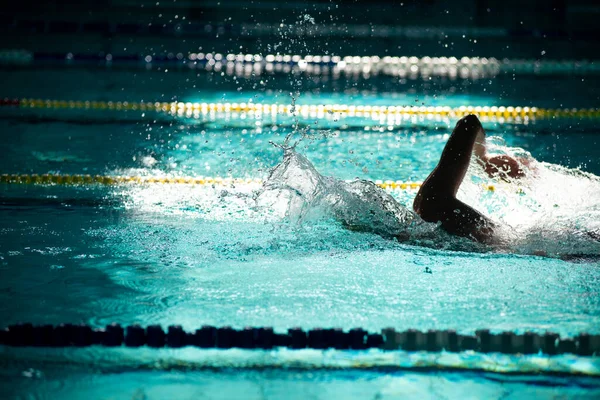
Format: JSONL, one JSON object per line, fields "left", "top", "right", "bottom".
{"left": 484, "top": 155, "right": 525, "bottom": 180}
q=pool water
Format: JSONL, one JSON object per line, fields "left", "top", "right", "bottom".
{"left": 1, "top": 65, "right": 600, "bottom": 398}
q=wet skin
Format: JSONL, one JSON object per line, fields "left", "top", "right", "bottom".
{"left": 413, "top": 115, "right": 523, "bottom": 244}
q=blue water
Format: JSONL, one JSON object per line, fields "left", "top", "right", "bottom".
{"left": 1, "top": 67, "right": 600, "bottom": 398}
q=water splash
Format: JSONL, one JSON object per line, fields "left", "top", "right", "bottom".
{"left": 450, "top": 138, "right": 599, "bottom": 259}
{"left": 259, "top": 110, "right": 419, "bottom": 238}
{"left": 255, "top": 145, "right": 493, "bottom": 254}
{"left": 257, "top": 147, "right": 414, "bottom": 233}
{"left": 255, "top": 141, "right": 600, "bottom": 259}
{"left": 114, "top": 130, "right": 599, "bottom": 259}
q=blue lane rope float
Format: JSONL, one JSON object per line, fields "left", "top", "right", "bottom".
{"left": 1, "top": 324, "right": 599, "bottom": 356}
{"left": 0, "top": 50, "right": 598, "bottom": 77}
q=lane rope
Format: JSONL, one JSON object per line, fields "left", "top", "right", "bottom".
{"left": 0, "top": 173, "right": 500, "bottom": 192}
{"left": 2, "top": 323, "right": 599, "bottom": 358}
{"left": 1, "top": 50, "right": 598, "bottom": 77}
{"left": 2, "top": 98, "right": 599, "bottom": 121}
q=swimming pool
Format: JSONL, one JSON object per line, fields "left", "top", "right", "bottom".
{"left": 1, "top": 59, "right": 600, "bottom": 398}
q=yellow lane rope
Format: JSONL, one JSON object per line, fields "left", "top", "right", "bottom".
{"left": 6, "top": 98, "right": 600, "bottom": 120}
{"left": 0, "top": 173, "right": 261, "bottom": 187}
{"left": 0, "top": 173, "right": 498, "bottom": 192}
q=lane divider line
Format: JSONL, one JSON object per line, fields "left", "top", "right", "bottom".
{"left": 1, "top": 50, "right": 598, "bottom": 77}
{"left": 1, "top": 98, "right": 599, "bottom": 121}
{"left": 2, "top": 323, "right": 599, "bottom": 359}
{"left": 0, "top": 173, "right": 504, "bottom": 192}
{"left": 0, "top": 173, "right": 443, "bottom": 191}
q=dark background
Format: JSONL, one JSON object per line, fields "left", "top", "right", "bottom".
{"left": 1, "top": 0, "right": 599, "bottom": 58}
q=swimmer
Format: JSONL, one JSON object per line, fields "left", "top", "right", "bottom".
{"left": 264, "top": 118, "right": 597, "bottom": 256}
{"left": 413, "top": 114, "right": 526, "bottom": 244}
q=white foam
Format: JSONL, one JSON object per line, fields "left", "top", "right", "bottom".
{"left": 257, "top": 146, "right": 600, "bottom": 258}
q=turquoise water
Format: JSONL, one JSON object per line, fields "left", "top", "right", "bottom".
{"left": 1, "top": 68, "right": 600, "bottom": 398}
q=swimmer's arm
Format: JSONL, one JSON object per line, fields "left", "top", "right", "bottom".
{"left": 433, "top": 114, "right": 484, "bottom": 195}
{"left": 440, "top": 197, "right": 496, "bottom": 244}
